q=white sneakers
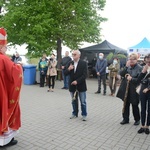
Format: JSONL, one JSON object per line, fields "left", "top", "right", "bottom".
{"left": 70, "top": 115, "right": 87, "bottom": 121}
{"left": 82, "top": 116, "right": 87, "bottom": 121}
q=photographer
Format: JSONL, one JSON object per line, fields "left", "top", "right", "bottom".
{"left": 137, "top": 54, "right": 150, "bottom": 134}
{"left": 47, "top": 54, "right": 57, "bottom": 92}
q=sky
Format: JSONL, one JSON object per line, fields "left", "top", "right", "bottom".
{"left": 7, "top": 0, "right": 150, "bottom": 55}
{"left": 100, "top": 0, "right": 150, "bottom": 49}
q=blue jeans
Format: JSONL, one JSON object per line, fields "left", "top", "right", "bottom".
{"left": 70, "top": 91, "right": 87, "bottom": 117}
{"left": 62, "top": 70, "right": 70, "bottom": 88}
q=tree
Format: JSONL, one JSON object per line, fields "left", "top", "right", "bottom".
{"left": 106, "top": 52, "right": 127, "bottom": 61}
{"left": 0, "top": 0, "right": 107, "bottom": 68}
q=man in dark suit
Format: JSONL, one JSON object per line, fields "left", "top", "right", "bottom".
{"left": 65, "top": 50, "right": 88, "bottom": 121}
{"left": 95, "top": 53, "right": 107, "bottom": 95}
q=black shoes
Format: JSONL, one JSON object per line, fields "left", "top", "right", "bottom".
{"left": 95, "top": 91, "right": 106, "bottom": 95}
{"left": 120, "top": 120, "right": 140, "bottom": 125}
{"left": 40, "top": 85, "right": 44, "bottom": 87}
{"left": 145, "top": 128, "right": 150, "bottom": 134}
{"left": 134, "top": 120, "right": 140, "bottom": 126}
{"left": 8, "top": 138, "right": 18, "bottom": 146}
{"left": 62, "top": 87, "right": 68, "bottom": 90}
{"left": 138, "top": 128, "right": 149, "bottom": 134}
{"left": 95, "top": 91, "right": 100, "bottom": 94}
{"left": 120, "top": 120, "right": 129, "bottom": 125}
{"left": 138, "top": 128, "right": 145, "bottom": 134}
{"left": 0, "top": 138, "right": 18, "bottom": 147}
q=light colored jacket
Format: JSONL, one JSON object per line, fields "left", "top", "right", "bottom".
{"left": 108, "top": 63, "right": 120, "bottom": 77}
{"left": 47, "top": 60, "right": 57, "bottom": 76}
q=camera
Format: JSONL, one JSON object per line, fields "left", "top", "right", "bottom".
{"left": 49, "top": 58, "right": 53, "bottom": 61}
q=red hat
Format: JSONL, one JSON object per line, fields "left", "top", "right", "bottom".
{"left": 0, "top": 28, "right": 7, "bottom": 45}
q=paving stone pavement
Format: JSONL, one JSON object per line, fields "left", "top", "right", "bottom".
{"left": 1, "top": 79, "right": 150, "bottom": 150}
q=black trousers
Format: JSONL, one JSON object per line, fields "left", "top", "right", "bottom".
{"left": 140, "top": 91, "right": 150, "bottom": 126}
{"left": 122, "top": 100, "right": 140, "bottom": 122}
{"left": 40, "top": 74, "right": 46, "bottom": 87}
{"left": 48, "top": 76, "right": 55, "bottom": 89}
{"left": 97, "top": 74, "right": 106, "bottom": 93}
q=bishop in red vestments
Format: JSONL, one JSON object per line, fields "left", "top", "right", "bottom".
{"left": 0, "top": 28, "right": 23, "bottom": 147}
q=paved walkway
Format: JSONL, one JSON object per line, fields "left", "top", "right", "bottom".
{"left": 1, "top": 79, "right": 150, "bottom": 150}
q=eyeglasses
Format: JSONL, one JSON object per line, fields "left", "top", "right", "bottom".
{"left": 129, "top": 59, "right": 136, "bottom": 61}
{"left": 146, "top": 61, "right": 150, "bottom": 64}
{"left": 72, "top": 54, "right": 77, "bottom": 56}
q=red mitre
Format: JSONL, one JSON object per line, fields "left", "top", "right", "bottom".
{"left": 0, "top": 28, "right": 7, "bottom": 45}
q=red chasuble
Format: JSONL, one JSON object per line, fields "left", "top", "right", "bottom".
{"left": 0, "top": 53, "right": 23, "bottom": 135}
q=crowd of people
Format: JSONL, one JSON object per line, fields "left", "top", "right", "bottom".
{"left": 37, "top": 51, "right": 150, "bottom": 135}
{"left": 37, "top": 51, "right": 150, "bottom": 136}
{"left": 116, "top": 53, "right": 150, "bottom": 134}
{"left": 93, "top": 52, "right": 150, "bottom": 134}
{"left": 0, "top": 27, "right": 150, "bottom": 148}
{"left": 38, "top": 51, "right": 72, "bottom": 91}
{"left": 38, "top": 53, "right": 58, "bottom": 91}
{"left": 38, "top": 50, "right": 88, "bottom": 121}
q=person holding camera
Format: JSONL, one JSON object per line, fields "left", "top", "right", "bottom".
{"left": 47, "top": 54, "right": 57, "bottom": 92}
{"left": 137, "top": 54, "right": 150, "bottom": 134}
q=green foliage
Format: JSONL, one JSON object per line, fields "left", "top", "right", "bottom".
{"left": 106, "top": 52, "right": 114, "bottom": 61}
{"left": 114, "top": 54, "right": 127, "bottom": 59}
{"left": 29, "top": 58, "right": 40, "bottom": 65}
{"left": 106, "top": 52, "right": 127, "bottom": 61}
{"left": 0, "top": 0, "right": 107, "bottom": 58}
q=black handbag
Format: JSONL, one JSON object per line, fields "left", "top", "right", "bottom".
{"left": 116, "top": 78, "right": 127, "bottom": 101}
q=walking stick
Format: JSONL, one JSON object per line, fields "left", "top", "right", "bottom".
{"left": 112, "top": 64, "right": 116, "bottom": 90}
{"left": 112, "top": 75, "right": 116, "bottom": 90}
{"left": 72, "top": 87, "right": 79, "bottom": 117}
{"left": 72, "top": 89, "right": 78, "bottom": 101}
{"left": 122, "top": 74, "right": 130, "bottom": 113}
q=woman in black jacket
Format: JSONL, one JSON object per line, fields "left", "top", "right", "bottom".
{"left": 137, "top": 54, "right": 150, "bottom": 134}
{"left": 117, "top": 53, "right": 142, "bottom": 125}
